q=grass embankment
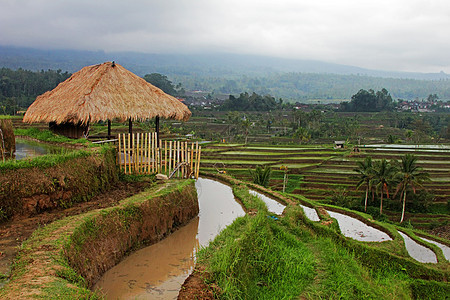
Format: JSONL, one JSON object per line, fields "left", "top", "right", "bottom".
{"left": 0, "top": 145, "right": 118, "bottom": 221}
{"left": 0, "top": 179, "right": 197, "bottom": 299}
{"left": 190, "top": 175, "right": 449, "bottom": 299}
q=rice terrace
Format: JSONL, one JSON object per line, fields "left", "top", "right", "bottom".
{"left": 0, "top": 61, "right": 449, "bottom": 300}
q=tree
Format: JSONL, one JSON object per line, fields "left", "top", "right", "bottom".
{"left": 143, "top": 73, "right": 180, "bottom": 96}
{"left": 373, "top": 159, "right": 397, "bottom": 215}
{"left": 249, "top": 165, "right": 272, "bottom": 187}
{"left": 341, "top": 88, "right": 394, "bottom": 112}
{"left": 241, "top": 116, "right": 251, "bottom": 145}
{"left": 395, "top": 154, "right": 430, "bottom": 223}
{"left": 354, "top": 156, "right": 374, "bottom": 212}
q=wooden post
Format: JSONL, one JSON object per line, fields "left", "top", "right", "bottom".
{"left": 155, "top": 116, "right": 160, "bottom": 142}
{"left": 177, "top": 141, "right": 180, "bottom": 178}
{"left": 164, "top": 140, "right": 167, "bottom": 174}
{"left": 127, "top": 133, "right": 131, "bottom": 174}
{"left": 117, "top": 133, "right": 122, "bottom": 169}
{"left": 107, "top": 120, "right": 111, "bottom": 138}
{"left": 196, "top": 146, "right": 202, "bottom": 179}
{"left": 128, "top": 118, "right": 132, "bottom": 134}
{"left": 136, "top": 133, "right": 140, "bottom": 174}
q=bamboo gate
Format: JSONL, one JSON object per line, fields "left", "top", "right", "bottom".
{"left": 117, "top": 132, "right": 201, "bottom": 179}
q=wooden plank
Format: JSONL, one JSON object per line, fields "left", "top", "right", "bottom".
{"left": 127, "top": 133, "right": 131, "bottom": 174}
{"left": 164, "top": 140, "right": 167, "bottom": 174}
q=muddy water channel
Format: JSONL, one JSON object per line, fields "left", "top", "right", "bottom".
{"left": 326, "top": 210, "right": 392, "bottom": 242}
{"left": 94, "top": 178, "right": 245, "bottom": 299}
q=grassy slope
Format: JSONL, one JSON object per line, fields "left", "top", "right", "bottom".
{"left": 196, "top": 179, "right": 449, "bottom": 299}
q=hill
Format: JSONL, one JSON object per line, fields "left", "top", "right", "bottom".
{"left": 1, "top": 46, "right": 450, "bottom": 101}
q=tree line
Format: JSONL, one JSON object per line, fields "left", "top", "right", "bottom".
{"left": 0, "top": 68, "right": 71, "bottom": 114}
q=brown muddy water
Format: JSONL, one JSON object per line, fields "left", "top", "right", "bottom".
{"left": 94, "top": 177, "right": 246, "bottom": 299}
{"left": 326, "top": 210, "right": 392, "bottom": 242}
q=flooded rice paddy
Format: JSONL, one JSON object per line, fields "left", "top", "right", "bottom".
{"left": 326, "top": 210, "right": 392, "bottom": 242}
{"left": 14, "top": 138, "right": 67, "bottom": 160}
{"left": 398, "top": 232, "right": 437, "bottom": 263}
{"left": 419, "top": 237, "right": 450, "bottom": 261}
{"left": 300, "top": 204, "right": 320, "bottom": 221}
{"left": 94, "top": 178, "right": 245, "bottom": 299}
{"left": 248, "top": 190, "right": 286, "bottom": 215}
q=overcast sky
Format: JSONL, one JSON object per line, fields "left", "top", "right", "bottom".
{"left": 1, "top": 0, "right": 449, "bottom": 73}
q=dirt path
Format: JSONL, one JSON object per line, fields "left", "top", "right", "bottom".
{"left": 0, "top": 180, "right": 151, "bottom": 276}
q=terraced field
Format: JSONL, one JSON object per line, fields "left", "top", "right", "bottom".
{"left": 201, "top": 143, "right": 450, "bottom": 228}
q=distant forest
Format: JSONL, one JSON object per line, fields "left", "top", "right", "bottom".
{"left": 1, "top": 46, "right": 450, "bottom": 103}
{"left": 0, "top": 68, "right": 71, "bottom": 114}
{"left": 172, "top": 72, "right": 450, "bottom": 102}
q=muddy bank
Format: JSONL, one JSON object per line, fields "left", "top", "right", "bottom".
{"left": 0, "top": 179, "right": 150, "bottom": 277}
{"left": 0, "top": 147, "right": 118, "bottom": 221}
{"left": 0, "top": 180, "right": 198, "bottom": 299}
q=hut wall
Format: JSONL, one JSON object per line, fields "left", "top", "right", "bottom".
{"left": 49, "top": 122, "right": 89, "bottom": 139}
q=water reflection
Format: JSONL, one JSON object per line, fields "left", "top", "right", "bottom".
{"left": 248, "top": 190, "right": 286, "bottom": 215}
{"left": 420, "top": 237, "right": 450, "bottom": 261}
{"left": 14, "top": 139, "right": 67, "bottom": 160}
{"left": 399, "top": 231, "right": 437, "bottom": 263}
{"left": 94, "top": 177, "right": 246, "bottom": 299}
{"left": 300, "top": 204, "right": 320, "bottom": 221}
{"left": 326, "top": 210, "right": 392, "bottom": 242}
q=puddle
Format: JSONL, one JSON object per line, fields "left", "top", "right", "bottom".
{"left": 14, "top": 138, "right": 68, "bottom": 160}
{"left": 248, "top": 190, "right": 286, "bottom": 215}
{"left": 398, "top": 232, "right": 437, "bottom": 263}
{"left": 300, "top": 205, "right": 320, "bottom": 221}
{"left": 419, "top": 237, "right": 450, "bottom": 261}
{"left": 326, "top": 210, "right": 392, "bottom": 242}
{"left": 94, "top": 177, "right": 245, "bottom": 299}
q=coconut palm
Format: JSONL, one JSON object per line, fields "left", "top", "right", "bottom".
{"left": 354, "top": 156, "right": 374, "bottom": 212}
{"left": 373, "top": 159, "right": 397, "bottom": 215}
{"left": 395, "top": 154, "right": 430, "bottom": 223}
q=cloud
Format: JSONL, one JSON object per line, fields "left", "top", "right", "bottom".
{"left": 1, "top": 0, "right": 449, "bottom": 72}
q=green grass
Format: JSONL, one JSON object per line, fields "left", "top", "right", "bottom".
{"left": 14, "top": 128, "right": 89, "bottom": 144}
{"left": 0, "top": 148, "right": 93, "bottom": 170}
{"left": 198, "top": 209, "right": 428, "bottom": 299}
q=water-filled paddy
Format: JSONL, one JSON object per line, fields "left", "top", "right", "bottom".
{"left": 300, "top": 204, "right": 320, "bottom": 221}
{"left": 398, "top": 231, "right": 437, "bottom": 263}
{"left": 419, "top": 237, "right": 450, "bottom": 261}
{"left": 249, "top": 190, "right": 286, "bottom": 215}
{"left": 13, "top": 138, "right": 70, "bottom": 160}
{"left": 326, "top": 210, "right": 392, "bottom": 242}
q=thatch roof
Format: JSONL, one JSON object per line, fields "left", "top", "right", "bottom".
{"left": 23, "top": 62, "right": 191, "bottom": 125}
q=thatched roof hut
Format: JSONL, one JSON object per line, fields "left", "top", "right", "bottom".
{"left": 23, "top": 62, "right": 191, "bottom": 137}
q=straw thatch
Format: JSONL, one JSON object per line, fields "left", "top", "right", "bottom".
{"left": 23, "top": 62, "right": 191, "bottom": 125}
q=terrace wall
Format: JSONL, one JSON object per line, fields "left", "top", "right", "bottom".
{"left": 0, "top": 147, "right": 118, "bottom": 222}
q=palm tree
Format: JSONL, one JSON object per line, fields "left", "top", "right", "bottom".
{"left": 249, "top": 165, "right": 272, "bottom": 187}
{"left": 354, "top": 156, "right": 374, "bottom": 212}
{"left": 373, "top": 159, "right": 397, "bottom": 215}
{"left": 395, "top": 154, "right": 430, "bottom": 223}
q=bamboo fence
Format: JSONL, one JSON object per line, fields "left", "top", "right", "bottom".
{"left": 117, "top": 132, "right": 201, "bottom": 179}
